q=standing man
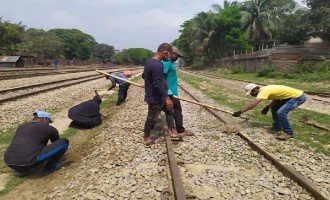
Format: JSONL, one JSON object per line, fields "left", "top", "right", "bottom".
{"left": 143, "top": 43, "right": 179, "bottom": 146}
{"left": 54, "top": 59, "right": 59, "bottom": 69}
{"left": 4, "top": 111, "right": 69, "bottom": 174}
{"left": 106, "top": 70, "right": 132, "bottom": 106}
{"left": 232, "top": 83, "right": 306, "bottom": 140}
{"left": 162, "top": 47, "right": 194, "bottom": 136}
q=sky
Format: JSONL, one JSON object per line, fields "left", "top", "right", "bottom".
{"left": 1, "top": 0, "right": 305, "bottom": 51}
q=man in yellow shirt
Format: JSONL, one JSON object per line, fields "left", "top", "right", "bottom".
{"left": 233, "top": 83, "right": 306, "bottom": 140}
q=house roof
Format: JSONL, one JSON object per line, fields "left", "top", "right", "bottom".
{"left": 0, "top": 56, "right": 21, "bottom": 63}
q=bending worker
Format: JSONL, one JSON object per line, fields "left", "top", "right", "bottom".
{"left": 4, "top": 111, "right": 69, "bottom": 174}
{"left": 233, "top": 83, "right": 306, "bottom": 140}
{"left": 68, "top": 92, "right": 103, "bottom": 129}
{"left": 106, "top": 70, "right": 132, "bottom": 106}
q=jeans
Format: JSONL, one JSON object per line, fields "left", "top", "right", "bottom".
{"left": 271, "top": 94, "right": 306, "bottom": 135}
{"left": 117, "top": 83, "right": 130, "bottom": 106}
{"left": 143, "top": 102, "right": 175, "bottom": 137}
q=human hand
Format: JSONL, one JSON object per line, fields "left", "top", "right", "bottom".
{"left": 166, "top": 98, "right": 174, "bottom": 109}
{"left": 232, "top": 110, "right": 242, "bottom": 117}
{"left": 261, "top": 106, "right": 270, "bottom": 115}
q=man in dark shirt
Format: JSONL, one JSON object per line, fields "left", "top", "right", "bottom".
{"left": 143, "top": 43, "right": 179, "bottom": 146}
{"left": 68, "top": 92, "right": 103, "bottom": 129}
{"left": 4, "top": 111, "right": 69, "bottom": 174}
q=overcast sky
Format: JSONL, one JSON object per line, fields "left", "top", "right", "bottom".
{"left": 2, "top": 0, "right": 305, "bottom": 51}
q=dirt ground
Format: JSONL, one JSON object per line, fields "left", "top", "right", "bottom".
{"left": 0, "top": 90, "right": 116, "bottom": 199}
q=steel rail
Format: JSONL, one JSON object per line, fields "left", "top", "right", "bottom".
{"left": 161, "top": 114, "right": 186, "bottom": 200}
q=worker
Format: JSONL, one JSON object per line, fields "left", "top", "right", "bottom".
{"left": 233, "top": 83, "right": 306, "bottom": 140}
{"left": 4, "top": 111, "right": 69, "bottom": 174}
{"left": 68, "top": 92, "right": 103, "bottom": 129}
{"left": 106, "top": 70, "right": 132, "bottom": 106}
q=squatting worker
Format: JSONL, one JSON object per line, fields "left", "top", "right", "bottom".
{"left": 68, "top": 92, "right": 103, "bottom": 129}
{"left": 106, "top": 70, "right": 132, "bottom": 106}
{"left": 233, "top": 84, "right": 306, "bottom": 140}
{"left": 4, "top": 111, "right": 69, "bottom": 174}
{"left": 143, "top": 43, "right": 179, "bottom": 146}
{"left": 162, "top": 47, "right": 194, "bottom": 137}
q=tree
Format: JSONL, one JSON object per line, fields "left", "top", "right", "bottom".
{"left": 306, "top": 0, "right": 330, "bottom": 41}
{"left": 240, "top": 0, "right": 276, "bottom": 46}
{"left": 17, "top": 28, "right": 64, "bottom": 59}
{"left": 49, "top": 29, "right": 96, "bottom": 60}
{"left": 0, "top": 18, "right": 25, "bottom": 55}
{"left": 92, "top": 43, "right": 115, "bottom": 61}
{"left": 277, "top": 9, "right": 311, "bottom": 44}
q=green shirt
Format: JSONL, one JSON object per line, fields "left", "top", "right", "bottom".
{"left": 162, "top": 60, "right": 178, "bottom": 96}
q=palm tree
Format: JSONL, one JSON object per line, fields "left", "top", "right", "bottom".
{"left": 240, "top": 0, "right": 276, "bottom": 46}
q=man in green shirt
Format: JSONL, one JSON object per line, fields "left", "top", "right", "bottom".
{"left": 162, "top": 47, "right": 194, "bottom": 137}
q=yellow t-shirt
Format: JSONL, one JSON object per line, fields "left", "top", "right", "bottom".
{"left": 257, "top": 85, "right": 303, "bottom": 100}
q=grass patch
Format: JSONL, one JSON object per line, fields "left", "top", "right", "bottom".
{"left": 0, "top": 176, "right": 26, "bottom": 195}
{"left": 0, "top": 92, "right": 119, "bottom": 196}
{"left": 180, "top": 71, "right": 330, "bottom": 156}
{"left": 207, "top": 67, "right": 330, "bottom": 92}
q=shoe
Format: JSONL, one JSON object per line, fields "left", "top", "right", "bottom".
{"left": 276, "top": 132, "right": 293, "bottom": 140}
{"left": 43, "top": 162, "right": 63, "bottom": 174}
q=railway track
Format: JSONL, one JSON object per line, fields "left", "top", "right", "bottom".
{"left": 0, "top": 66, "right": 137, "bottom": 80}
{"left": 163, "top": 86, "right": 327, "bottom": 200}
{"left": 182, "top": 70, "right": 330, "bottom": 102}
{"left": 2, "top": 74, "right": 328, "bottom": 199}
{"left": 0, "top": 68, "right": 142, "bottom": 104}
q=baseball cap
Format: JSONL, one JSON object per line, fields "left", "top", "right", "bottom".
{"left": 172, "top": 47, "right": 183, "bottom": 57}
{"left": 245, "top": 83, "right": 258, "bottom": 96}
{"left": 33, "top": 111, "right": 53, "bottom": 123}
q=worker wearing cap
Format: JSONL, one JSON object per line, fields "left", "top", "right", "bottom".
{"left": 3, "top": 111, "right": 69, "bottom": 174}
{"left": 106, "top": 70, "right": 132, "bottom": 106}
{"left": 161, "top": 47, "right": 194, "bottom": 137}
{"left": 233, "top": 84, "right": 306, "bottom": 140}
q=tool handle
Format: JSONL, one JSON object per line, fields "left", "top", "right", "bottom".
{"left": 174, "top": 95, "right": 249, "bottom": 120}
{"left": 96, "top": 70, "right": 144, "bottom": 88}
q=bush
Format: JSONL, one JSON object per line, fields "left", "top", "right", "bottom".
{"left": 231, "top": 65, "right": 245, "bottom": 74}
{"left": 257, "top": 65, "right": 275, "bottom": 77}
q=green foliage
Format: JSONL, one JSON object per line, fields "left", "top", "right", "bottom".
{"left": 277, "top": 9, "right": 311, "bottom": 45}
{"left": 92, "top": 43, "right": 115, "bottom": 60}
{"left": 0, "top": 18, "right": 25, "bottom": 55}
{"left": 49, "top": 29, "right": 96, "bottom": 60}
{"left": 306, "top": 0, "right": 330, "bottom": 41}
{"left": 17, "top": 28, "right": 64, "bottom": 59}
{"left": 256, "top": 64, "right": 275, "bottom": 77}
{"left": 112, "top": 48, "right": 153, "bottom": 65}
{"left": 231, "top": 65, "right": 245, "bottom": 74}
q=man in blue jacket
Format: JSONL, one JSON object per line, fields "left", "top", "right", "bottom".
{"left": 143, "top": 43, "right": 179, "bottom": 146}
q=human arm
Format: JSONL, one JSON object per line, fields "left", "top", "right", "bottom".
{"left": 49, "top": 127, "right": 60, "bottom": 142}
{"left": 233, "top": 98, "right": 262, "bottom": 117}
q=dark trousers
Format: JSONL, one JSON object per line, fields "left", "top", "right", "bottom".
{"left": 117, "top": 83, "right": 130, "bottom": 106}
{"left": 8, "top": 139, "right": 69, "bottom": 173}
{"left": 171, "top": 97, "right": 185, "bottom": 133}
{"left": 144, "top": 102, "right": 175, "bottom": 137}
